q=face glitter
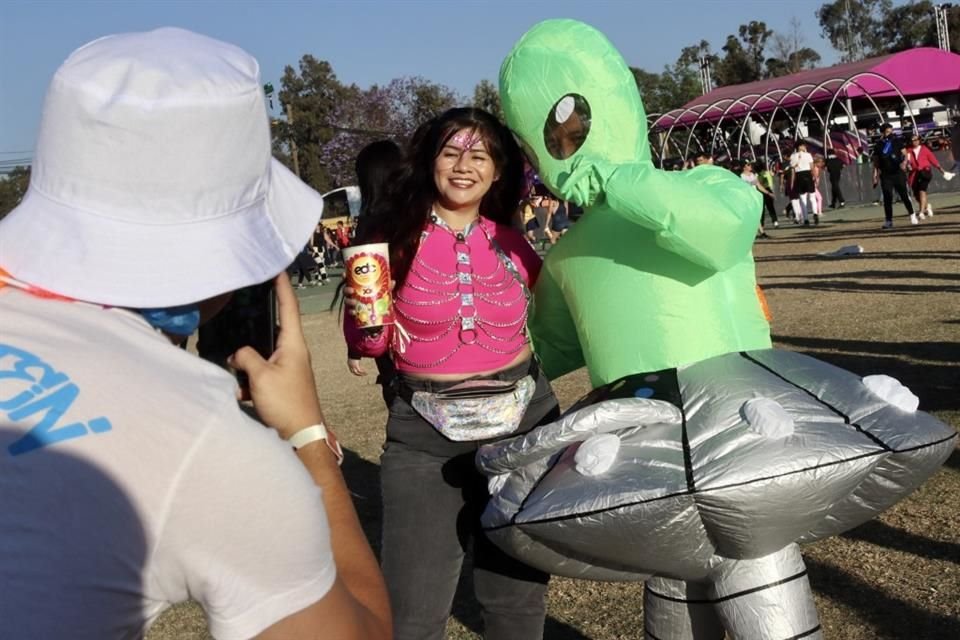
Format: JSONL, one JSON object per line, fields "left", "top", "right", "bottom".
{"left": 450, "top": 129, "right": 483, "bottom": 151}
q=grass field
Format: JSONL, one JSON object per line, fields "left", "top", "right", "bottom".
{"left": 149, "top": 195, "right": 959, "bottom": 639}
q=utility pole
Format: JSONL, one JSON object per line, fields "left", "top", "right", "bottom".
{"left": 285, "top": 102, "right": 301, "bottom": 178}
{"left": 935, "top": 4, "right": 953, "bottom": 52}
{"left": 698, "top": 56, "right": 714, "bottom": 95}
{"left": 843, "top": 0, "right": 860, "bottom": 61}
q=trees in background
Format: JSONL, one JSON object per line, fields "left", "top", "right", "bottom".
{"left": 630, "top": 1, "right": 957, "bottom": 118}
{"left": 0, "top": 166, "right": 30, "bottom": 221}
{"left": 817, "top": 0, "right": 960, "bottom": 60}
{"left": 276, "top": 55, "right": 462, "bottom": 194}
{"left": 766, "top": 17, "right": 823, "bottom": 77}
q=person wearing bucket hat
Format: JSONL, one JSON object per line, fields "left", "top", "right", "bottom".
{"left": 0, "top": 28, "right": 390, "bottom": 640}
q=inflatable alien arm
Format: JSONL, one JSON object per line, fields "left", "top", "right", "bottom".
{"left": 558, "top": 158, "right": 763, "bottom": 273}
{"left": 528, "top": 264, "right": 584, "bottom": 380}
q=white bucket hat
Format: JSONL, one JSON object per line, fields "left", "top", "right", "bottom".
{"left": 0, "top": 27, "right": 322, "bottom": 307}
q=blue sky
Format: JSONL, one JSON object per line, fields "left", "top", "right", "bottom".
{"left": 1, "top": 0, "right": 840, "bottom": 161}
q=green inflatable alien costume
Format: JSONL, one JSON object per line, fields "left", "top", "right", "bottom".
{"left": 476, "top": 19, "right": 956, "bottom": 640}
{"left": 501, "top": 21, "right": 771, "bottom": 386}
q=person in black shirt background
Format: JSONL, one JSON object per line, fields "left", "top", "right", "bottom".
{"left": 825, "top": 150, "right": 845, "bottom": 209}
{"left": 872, "top": 123, "right": 915, "bottom": 229}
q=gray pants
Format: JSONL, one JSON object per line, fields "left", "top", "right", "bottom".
{"left": 381, "top": 362, "right": 559, "bottom": 640}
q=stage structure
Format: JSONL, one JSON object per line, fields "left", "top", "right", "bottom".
{"left": 650, "top": 48, "right": 960, "bottom": 166}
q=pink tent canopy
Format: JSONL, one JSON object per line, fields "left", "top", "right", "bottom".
{"left": 653, "top": 48, "right": 960, "bottom": 130}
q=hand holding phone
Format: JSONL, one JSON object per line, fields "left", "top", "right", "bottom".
{"left": 229, "top": 273, "right": 325, "bottom": 439}
{"left": 197, "top": 279, "right": 276, "bottom": 399}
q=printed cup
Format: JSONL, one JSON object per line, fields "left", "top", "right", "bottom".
{"left": 342, "top": 242, "right": 394, "bottom": 329}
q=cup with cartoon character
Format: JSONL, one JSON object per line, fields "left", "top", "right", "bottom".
{"left": 342, "top": 242, "right": 394, "bottom": 328}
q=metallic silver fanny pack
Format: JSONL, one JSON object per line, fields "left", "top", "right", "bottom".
{"left": 410, "top": 376, "right": 536, "bottom": 441}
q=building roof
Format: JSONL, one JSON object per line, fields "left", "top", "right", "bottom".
{"left": 653, "top": 48, "right": 960, "bottom": 130}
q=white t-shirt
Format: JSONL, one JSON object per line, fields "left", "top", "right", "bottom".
{"left": 740, "top": 172, "right": 758, "bottom": 187}
{"left": 790, "top": 151, "right": 814, "bottom": 172}
{"left": 0, "top": 288, "right": 336, "bottom": 640}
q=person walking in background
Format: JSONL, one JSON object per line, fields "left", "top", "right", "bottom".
{"left": 291, "top": 244, "right": 321, "bottom": 288}
{"left": 873, "top": 123, "right": 915, "bottom": 229}
{"left": 781, "top": 165, "right": 803, "bottom": 224}
{"left": 544, "top": 194, "right": 571, "bottom": 245}
{"left": 950, "top": 114, "right": 960, "bottom": 173}
{"left": 520, "top": 194, "right": 541, "bottom": 245}
{"left": 811, "top": 156, "right": 825, "bottom": 222}
{"left": 740, "top": 162, "right": 773, "bottom": 237}
{"left": 905, "top": 133, "right": 951, "bottom": 220}
{"left": 789, "top": 141, "right": 816, "bottom": 225}
{"left": 310, "top": 222, "right": 329, "bottom": 285}
{"left": 321, "top": 226, "right": 341, "bottom": 267}
{"left": 335, "top": 219, "right": 352, "bottom": 249}
{"left": 826, "top": 149, "right": 846, "bottom": 209}
{"left": 757, "top": 163, "right": 779, "bottom": 228}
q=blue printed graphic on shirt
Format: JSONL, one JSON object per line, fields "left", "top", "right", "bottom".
{"left": 1, "top": 343, "right": 112, "bottom": 456}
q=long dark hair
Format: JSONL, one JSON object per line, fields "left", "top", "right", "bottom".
{"left": 376, "top": 107, "right": 524, "bottom": 290}
{"left": 353, "top": 139, "right": 403, "bottom": 243}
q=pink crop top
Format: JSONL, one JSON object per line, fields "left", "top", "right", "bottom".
{"left": 344, "top": 215, "right": 542, "bottom": 375}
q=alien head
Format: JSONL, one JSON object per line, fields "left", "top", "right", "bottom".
{"left": 499, "top": 20, "right": 651, "bottom": 200}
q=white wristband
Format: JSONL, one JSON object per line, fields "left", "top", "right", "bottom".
{"left": 287, "top": 423, "right": 344, "bottom": 464}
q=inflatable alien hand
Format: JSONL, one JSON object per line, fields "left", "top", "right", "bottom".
{"left": 553, "top": 153, "right": 610, "bottom": 208}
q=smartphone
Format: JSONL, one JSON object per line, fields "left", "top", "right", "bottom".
{"left": 197, "top": 280, "right": 277, "bottom": 396}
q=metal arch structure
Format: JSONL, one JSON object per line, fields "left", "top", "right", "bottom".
{"left": 820, "top": 71, "right": 918, "bottom": 156}
{"left": 794, "top": 74, "right": 908, "bottom": 153}
{"left": 660, "top": 112, "right": 704, "bottom": 158}
{"left": 762, "top": 83, "right": 835, "bottom": 163}
{"left": 681, "top": 100, "right": 737, "bottom": 160}
{"left": 708, "top": 94, "right": 762, "bottom": 157}
{"left": 734, "top": 89, "right": 790, "bottom": 160}
{"left": 661, "top": 104, "right": 714, "bottom": 152}
{"left": 650, "top": 68, "right": 921, "bottom": 167}
{"left": 646, "top": 112, "right": 665, "bottom": 162}
{"left": 660, "top": 101, "right": 738, "bottom": 159}
{"left": 734, "top": 87, "right": 817, "bottom": 160}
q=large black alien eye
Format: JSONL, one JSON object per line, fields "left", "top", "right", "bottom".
{"left": 544, "top": 94, "right": 591, "bottom": 160}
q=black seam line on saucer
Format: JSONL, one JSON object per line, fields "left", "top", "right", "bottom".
{"left": 645, "top": 570, "right": 808, "bottom": 604}
{"left": 484, "top": 425, "right": 953, "bottom": 532}
{"left": 738, "top": 351, "right": 892, "bottom": 452}
{"left": 677, "top": 372, "right": 695, "bottom": 493}
{"left": 483, "top": 449, "right": 883, "bottom": 531}
{"left": 785, "top": 625, "right": 823, "bottom": 640}
{"left": 643, "top": 626, "right": 663, "bottom": 640}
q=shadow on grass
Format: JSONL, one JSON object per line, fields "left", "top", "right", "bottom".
{"left": 841, "top": 519, "right": 960, "bottom": 565}
{"left": 768, "top": 224, "right": 960, "bottom": 245}
{"left": 757, "top": 251, "right": 960, "bottom": 264}
{"left": 772, "top": 335, "right": 960, "bottom": 412}
{"left": 761, "top": 279, "right": 960, "bottom": 294}
{"left": 806, "top": 557, "right": 959, "bottom": 640}
{"left": 762, "top": 270, "right": 960, "bottom": 282}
